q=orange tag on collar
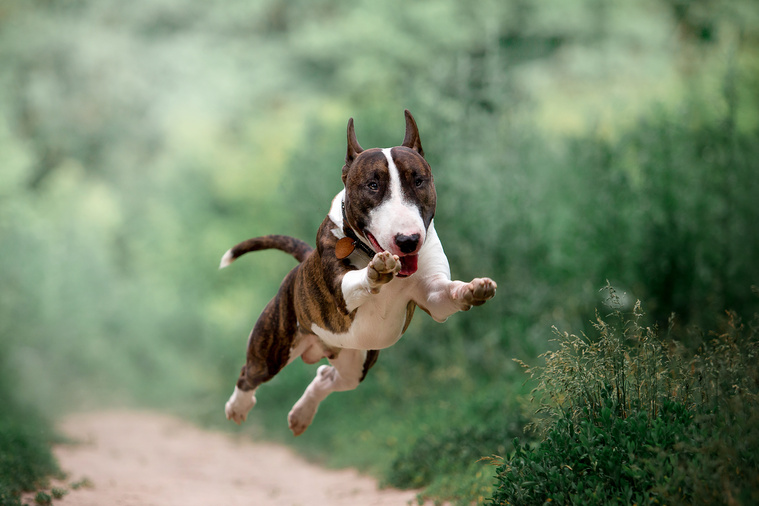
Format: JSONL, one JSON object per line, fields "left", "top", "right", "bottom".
{"left": 335, "top": 237, "right": 356, "bottom": 259}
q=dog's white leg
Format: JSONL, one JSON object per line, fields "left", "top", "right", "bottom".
{"left": 287, "top": 349, "right": 366, "bottom": 436}
{"left": 225, "top": 386, "right": 258, "bottom": 425}
{"left": 421, "top": 276, "right": 497, "bottom": 322}
{"left": 413, "top": 224, "right": 496, "bottom": 322}
{"left": 341, "top": 251, "right": 401, "bottom": 311}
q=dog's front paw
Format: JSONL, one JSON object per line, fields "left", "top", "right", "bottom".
{"left": 225, "top": 386, "right": 257, "bottom": 425}
{"left": 367, "top": 251, "right": 401, "bottom": 292}
{"left": 454, "top": 277, "right": 497, "bottom": 310}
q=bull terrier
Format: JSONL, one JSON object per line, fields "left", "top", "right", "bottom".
{"left": 221, "top": 110, "right": 496, "bottom": 435}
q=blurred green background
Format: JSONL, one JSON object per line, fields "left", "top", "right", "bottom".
{"left": 1, "top": 0, "right": 758, "bottom": 503}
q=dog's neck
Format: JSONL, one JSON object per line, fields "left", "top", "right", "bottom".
{"left": 340, "top": 200, "right": 376, "bottom": 258}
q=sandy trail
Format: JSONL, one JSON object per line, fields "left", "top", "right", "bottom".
{"left": 42, "top": 410, "right": 419, "bottom": 506}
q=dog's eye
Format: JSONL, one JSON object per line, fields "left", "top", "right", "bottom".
{"left": 367, "top": 181, "right": 379, "bottom": 191}
{"left": 415, "top": 177, "right": 425, "bottom": 188}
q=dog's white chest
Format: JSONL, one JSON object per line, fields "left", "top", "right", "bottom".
{"left": 311, "top": 280, "right": 413, "bottom": 350}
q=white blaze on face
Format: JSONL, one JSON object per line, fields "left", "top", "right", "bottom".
{"left": 366, "top": 148, "right": 426, "bottom": 257}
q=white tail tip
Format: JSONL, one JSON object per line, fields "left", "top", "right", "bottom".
{"left": 219, "top": 249, "right": 235, "bottom": 269}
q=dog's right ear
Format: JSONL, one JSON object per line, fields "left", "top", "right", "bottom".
{"left": 401, "top": 109, "right": 424, "bottom": 157}
{"left": 343, "top": 117, "right": 363, "bottom": 183}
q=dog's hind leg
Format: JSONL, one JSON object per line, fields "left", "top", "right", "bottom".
{"left": 226, "top": 334, "right": 314, "bottom": 424}
{"left": 287, "top": 349, "right": 377, "bottom": 436}
{"left": 225, "top": 271, "right": 299, "bottom": 425}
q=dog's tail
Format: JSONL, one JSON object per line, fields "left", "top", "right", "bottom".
{"left": 219, "top": 235, "right": 313, "bottom": 269}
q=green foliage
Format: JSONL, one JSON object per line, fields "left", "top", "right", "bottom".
{"left": 0, "top": 309, "right": 59, "bottom": 505}
{"left": 32, "top": 492, "right": 51, "bottom": 506}
{"left": 0, "top": 377, "right": 60, "bottom": 506}
{"left": 489, "top": 288, "right": 759, "bottom": 505}
{"left": 50, "top": 488, "right": 66, "bottom": 500}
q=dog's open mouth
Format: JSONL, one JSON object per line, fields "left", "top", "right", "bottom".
{"left": 397, "top": 254, "right": 418, "bottom": 277}
{"left": 366, "top": 232, "right": 419, "bottom": 277}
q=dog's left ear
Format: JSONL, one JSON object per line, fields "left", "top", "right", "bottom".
{"left": 402, "top": 109, "right": 424, "bottom": 157}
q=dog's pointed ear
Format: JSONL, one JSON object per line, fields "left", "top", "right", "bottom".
{"left": 345, "top": 117, "right": 364, "bottom": 167}
{"left": 401, "top": 109, "right": 424, "bottom": 157}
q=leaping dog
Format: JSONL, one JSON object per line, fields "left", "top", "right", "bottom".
{"left": 221, "top": 110, "right": 496, "bottom": 435}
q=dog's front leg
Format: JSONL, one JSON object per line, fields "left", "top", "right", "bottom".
{"left": 341, "top": 251, "right": 401, "bottom": 311}
{"left": 419, "top": 274, "right": 497, "bottom": 323}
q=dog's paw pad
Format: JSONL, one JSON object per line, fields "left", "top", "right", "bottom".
{"left": 369, "top": 251, "right": 400, "bottom": 274}
{"left": 457, "top": 278, "right": 497, "bottom": 308}
{"left": 367, "top": 251, "right": 400, "bottom": 287}
{"left": 470, "top": 278, "right": 497, "bottom": 303}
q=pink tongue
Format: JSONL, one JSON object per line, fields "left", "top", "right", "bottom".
{"left": 399, "top": 255, "right": 418, "bottom": 276}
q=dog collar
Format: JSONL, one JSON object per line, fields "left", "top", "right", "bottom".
{"left": 338, "top": 200, "right": 376, "bottom": 260}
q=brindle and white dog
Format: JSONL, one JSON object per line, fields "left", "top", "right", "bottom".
{"left": 221, "top": 110, "right": 496, "bottom": 435}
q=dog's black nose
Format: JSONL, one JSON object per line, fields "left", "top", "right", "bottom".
{"left": 395, "top": 234, "right": 420, "bottom": 254}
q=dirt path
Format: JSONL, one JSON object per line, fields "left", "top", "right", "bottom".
{"left": 40, "top": 410, "right": 419, "bottom": 506}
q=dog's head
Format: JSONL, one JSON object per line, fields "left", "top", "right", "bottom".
{"left": 341, "top": 110, "right": 437, "bottom": 277}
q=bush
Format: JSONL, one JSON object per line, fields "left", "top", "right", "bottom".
{"left": 493, "top": 401, "right": 695, "bottom": 505}
{"left": 0, "top": 347, "right": 60, "bottom": 506}
{"left": 0, "top": 407, "right": 59, "bottom": 506}
{"left": 489, "top": 285, "right": 759, "bottom": 505}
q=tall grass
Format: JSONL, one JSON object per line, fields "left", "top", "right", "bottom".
{"left": 520, "top": 284, "right": 676, "bottom": 431}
